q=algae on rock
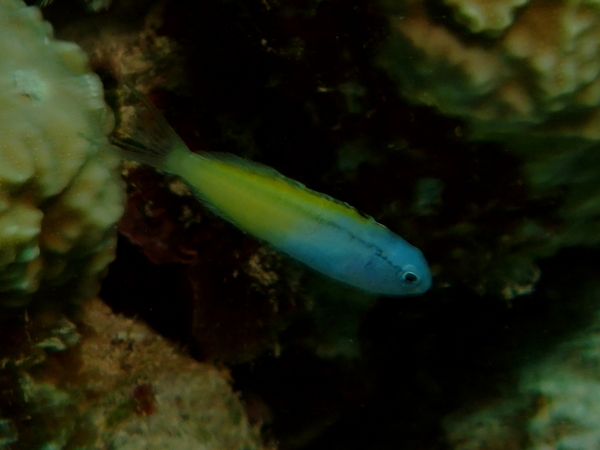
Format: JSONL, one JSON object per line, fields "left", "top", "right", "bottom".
{"left": 0, "top": 298, "right": 266, "bottom": 450}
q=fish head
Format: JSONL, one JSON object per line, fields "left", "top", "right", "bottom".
{"left": 369, "top": 231, "right": 432, "bottom": 296}
{"left": 392, "top": 259, "right": 432, "bottom": 296}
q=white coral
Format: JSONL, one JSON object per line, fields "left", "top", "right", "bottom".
{"left": 0, "top": 0, "right": 123, "bottom": 307}
{"left": 444, "top": 0, "right": 530, "bottom": 34}
{"left": 379, "top": 0, "right": 600, "bottom": 140}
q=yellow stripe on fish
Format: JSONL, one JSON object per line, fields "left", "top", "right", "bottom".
{"left": 112, "top": 87, "right": 432, "bottom": 296}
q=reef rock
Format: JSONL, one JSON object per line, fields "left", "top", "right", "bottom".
{"left": 0, "top": 298, "right": 266, "bottom": 450}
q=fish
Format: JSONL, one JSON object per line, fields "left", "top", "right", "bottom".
{"left": 111, "top": 87, "right": 432, "bottom": 296}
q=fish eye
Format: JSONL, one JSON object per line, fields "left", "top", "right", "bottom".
{"left": 402, "top": 271, "right": 419, "bottom": 284}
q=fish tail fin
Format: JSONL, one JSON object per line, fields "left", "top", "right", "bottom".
{"left": 111, "top": 84, "right": 186, "bottom": 169}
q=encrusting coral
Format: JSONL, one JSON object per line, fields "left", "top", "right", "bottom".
{"left": 0, "top": 0, "right": 123, "bottom": 309}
